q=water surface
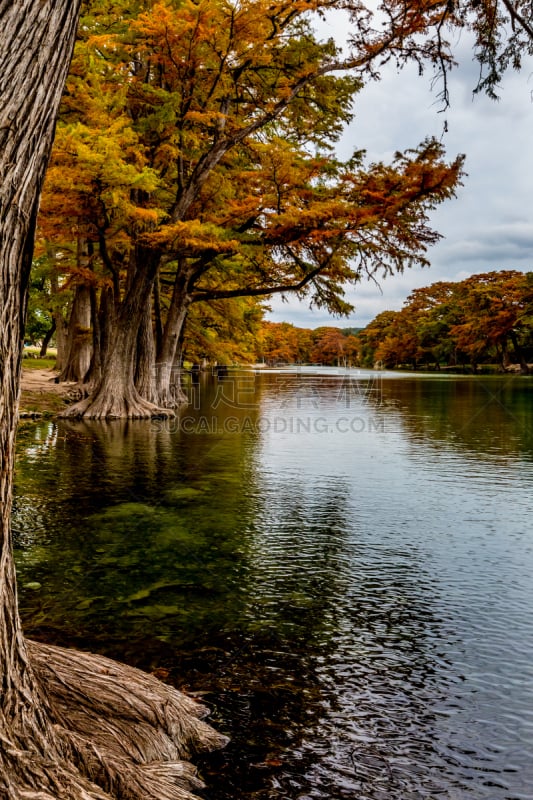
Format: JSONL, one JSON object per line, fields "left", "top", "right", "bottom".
{"left": 14, "top": 370, "right": 533, "bottom": 799}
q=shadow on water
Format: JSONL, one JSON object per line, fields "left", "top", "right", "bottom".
{"left": 13, "top": 372, "right": 533, "bottom": 799}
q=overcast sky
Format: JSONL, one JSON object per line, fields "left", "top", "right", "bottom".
{"left": 267, "top": 17, "right": 533, "bottom": 329}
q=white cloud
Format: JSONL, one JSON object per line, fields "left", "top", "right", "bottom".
{"left": 267, "top": 21, "right": 533, "bottom": 329}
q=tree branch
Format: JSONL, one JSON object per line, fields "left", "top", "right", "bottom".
{"left": 500, "top": 0, "right": 533, "bottom": 39}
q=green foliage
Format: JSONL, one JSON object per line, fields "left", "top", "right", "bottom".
{"left": 25, "top": 259, "right": 55, "bottom": 346}
{"left": 21, "top": 356, "right": 57, "bottom": 368}
{"left": 183, "top": 297, "right": 264, "bottom": 365}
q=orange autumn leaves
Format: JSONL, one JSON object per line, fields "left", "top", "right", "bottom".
{"left": 358, "top": 271, "right": 533, "bottom": 370}
{"left": 38, "top": 0, "right": 463, "bottom": 343}
{"left": 258, "top": 270, "right": 533, "bottom": 371}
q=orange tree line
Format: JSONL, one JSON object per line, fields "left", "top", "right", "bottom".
{"left": 259, "top": 270, "right": 533, "bottom": 371}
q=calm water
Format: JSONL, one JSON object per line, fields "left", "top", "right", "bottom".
{"left": 13, "top": 370, "right": 533, "bottom": 800}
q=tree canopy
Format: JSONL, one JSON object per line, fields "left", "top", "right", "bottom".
{"left": 259, "top": 271, "right": 533, "bottom": 372}
{"left": 365, "top": 1, "right": 533, "bottom": 105}
{"left": 36, "top": 0, "right": 466, "bottom": 418}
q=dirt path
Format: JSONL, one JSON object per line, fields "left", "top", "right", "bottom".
{"left": 19, "top": 368, "right": 73, "bottom": 416}
{"left": 20, "top": 368, "right": 63, "bottom": 393}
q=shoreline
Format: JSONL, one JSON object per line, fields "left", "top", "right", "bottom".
{"left": 18, "top": 362, "right": 531, "bottom": 421}
{"left": 19, "top": 367, "right": 69, "bottom": 418}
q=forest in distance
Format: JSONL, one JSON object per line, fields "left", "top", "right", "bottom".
{"left": 260, "top": 269, "right": 533, "bottom": 372}
{"left": 28, "top": 267, "right": 533, "bottom": 375}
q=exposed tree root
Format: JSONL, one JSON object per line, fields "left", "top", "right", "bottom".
{"left": 28, "top": 641, "right": 226, "bottom": 757}
{"left": 64, "top": 382, "right": 92, "bottom": 402}
{"left": 154, "top": 385, "right": 189, "bottom": 410}
{"left": 0, "top": 640, "right": 229, "bottom": 799}
{"left": 59, "top": 390, "right": 175, "bottom": 420}
{"left": 0, "top": 741, "right": 111, "bottom": 800}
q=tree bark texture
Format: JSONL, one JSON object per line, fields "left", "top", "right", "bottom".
{"left": 135, "top": 296, "right": 157, "bottom": 403}
{"left": 39, "top": 318, "right": 56, "bottom": 357}
{"left": 155, "top": 269, "right": 192, "bottom": 408}
{"left": 61, "top": 247, "right": 173, "bottom": 418}
{"left": 46, "top": 249, "right": 70, "bottom": 372}
{"left": 59, "top": 284, "right": 92, "bottom": 383}
{"left": 0, "top": 3, "right": 84, "bottom": 793}
{"left": 1, "top": 4, "right": 225, "bottom": 797}
{"left": 1, "top": 0, "right": 82, "bottom": 701}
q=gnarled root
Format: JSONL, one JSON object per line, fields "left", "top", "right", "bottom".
{"left": 59, "top": 391, "right": 175, "bottom": 420}
{"left": 64, "top": 382, "right": 94, "bottom": 403}
{"left": 11, "top": 640, "right": 229, "bottom": 800}
{"left": 154, "top": 385, "right": 189, "bottom": 410}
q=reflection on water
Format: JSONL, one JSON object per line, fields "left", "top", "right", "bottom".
{"left": 14, "top": 371, "right": 533, "bottom": 799}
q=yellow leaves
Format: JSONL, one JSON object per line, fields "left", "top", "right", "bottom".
{"left": 141, "top": 219, "right": 239, "bottom": 256}
{"left": 134, "top": 0, "right": 226, "bottom": 64}
{"left": 183, "top": 110, "right": 228, "bottom": 127}
{"left": 128, "top": 0, "right": 346, "bottom": 145}
{"left": 85, "top": 33, "right": 119, "bottom": 51}
{"left": 41, "top": 111, "right": 165, "bottom": 245}
{"left": 38, "top": 0, "right": 466, "bottom": 321}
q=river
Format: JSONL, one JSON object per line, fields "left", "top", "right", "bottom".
{"left": 13, "top": 369, "right": 533, "bottom": 799}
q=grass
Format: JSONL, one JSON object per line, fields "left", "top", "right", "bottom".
{"left": 22, "top": 357, "right": 57, "bottom": 370}
{"left": 19, "top": 391, "right": 66, "bottom": 417}
{"left": 22, "top": 345, "right": 57, "bottom": 371}
{"left": 19, "top": 351, "right": 63, "bottom": 417}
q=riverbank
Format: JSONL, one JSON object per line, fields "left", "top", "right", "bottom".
{"left": 19, "top": 366, "right": 68, "bottom": 417}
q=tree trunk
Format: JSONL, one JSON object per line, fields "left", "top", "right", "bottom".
{"left": 86, "top": 285, "right": 103, "bottom": 386}
{"left": 47, "top": 254, "right": 70, "bottom": 372}
{"left": 61, "top": 247, "right": 173, "bottom": 418}
{"left": 0, "top": 3, "right": 88, "bottom": 794}
{"left": 495, "top": 339, "right": 510, "bottom": 372}
{"left": 62, "top": 239, "right": 100, "bottom": 390}
{"left": 72, "top": 286, "right": 107, "bottom": 400}
{"left": 59, "top": 283, "right": 92, "bottom": 382}
{"left": 510, "top": 329, "right": 530, "bottom": 374}
{"left": 98, "top": 285, "right": 116, "bottom": 376}
{"left": 1, "top": 4, "right": 225, "bottom": 797}
{"left": 153, "top": 272, "right": 164, "bottom": 356}
{"left": 135, "top": 295, "right": 157, "bottom": 403}
{"left": 39, "top": 319, "right": 56, "bottom": 357}
{"left": 155, "top": 267, "right": 192, "bottom": 407}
